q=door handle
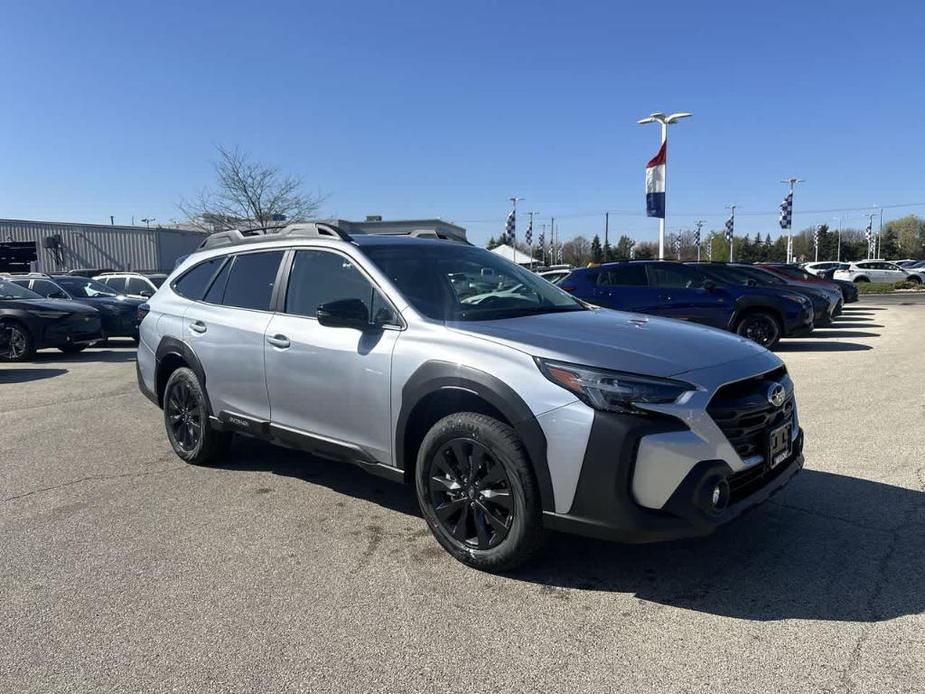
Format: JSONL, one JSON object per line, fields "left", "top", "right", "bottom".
{"left": 189, "top": 320, "right": 207, "bottom": 334}
{"left": 266, "top": 334, "right": 290, "bottom": 349}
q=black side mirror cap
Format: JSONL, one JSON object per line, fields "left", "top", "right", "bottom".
{"left": 316, "top": 298, "right": 370, "bottom": 330}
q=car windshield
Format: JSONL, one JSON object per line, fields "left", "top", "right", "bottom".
{"left": 54, "top": 277, "right": 119, "bottom": 298}
{"left": 363, "top": 243, "right": 585, "bottom": 321}
{"left": 0, "top": 279, "right": 43, "bottom": 300}
{"left": 694, "top": 264, "right": 753, "bottom": 285}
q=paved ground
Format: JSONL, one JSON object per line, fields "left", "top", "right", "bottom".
{"left": 2, "top": 296, "right": 923, "bottom": 693}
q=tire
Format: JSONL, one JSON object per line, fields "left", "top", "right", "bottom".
{"left": 735, "top": 311, "right": 781, "bottom": 349}
{"left": 415, "top": 412, "right": 545, "bottom": 572}
{"left": 58, "top": 344, "right": 87, "bottom": 354}
{"left": 854, "top": 276, "right": 870, "bottom": 283}
{"left": 2, "top": 321, "right": 35, "bottom": 362}
{"left": 163, "top": 367, "right": 232, "bottom": 465}
{"left": 907, "top": 275, "right": 922, "bottom": 285}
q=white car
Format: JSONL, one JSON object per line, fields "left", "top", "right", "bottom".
{"left": 833, "top": 260, "right": 923, "bottom": 284}
{"left": 538, "top": 269, "right": 571, "bottom": 285}
{"left": 801, "top": 261, "right": 844, "bottom": 277}
{"left": 94, "top": 272, "right": 167, "bottom": 298}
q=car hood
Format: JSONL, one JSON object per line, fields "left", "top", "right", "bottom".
{"left": 448, "top": 307, "right": 770, "bottom": 378}
{"left": 0, "top": 298, "right": 99, "bottom": 314}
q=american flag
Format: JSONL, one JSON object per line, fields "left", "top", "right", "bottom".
{"left": 779, "top": 193, "right": 793, "bottom": 229}
{"left": 504, "top": 207, "right": 516, "bottom": 245}
{"left": 724, "top": 213, "right": 735, "bottom": 241}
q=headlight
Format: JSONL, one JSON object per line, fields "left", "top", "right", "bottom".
{"left": 536, "top": 358, "right": 694, "bottom": 413}
{"left": 27, "top": 309, "right": 68, "bottom": 319}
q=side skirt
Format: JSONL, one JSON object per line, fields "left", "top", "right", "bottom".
{"left": 211, "top": 411, "right": 405, "bottom": 484}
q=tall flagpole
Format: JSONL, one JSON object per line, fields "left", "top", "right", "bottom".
{"left": 725, "top": 204, "right": 737, "bottom": 262}
{"left": 639, "top": 112, "right": 692, "bottom": 260}
{"left": 780, "top": 178, "right": 804, "bottom": 263}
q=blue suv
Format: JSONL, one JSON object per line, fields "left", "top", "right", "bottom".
{"left": 559, "top": 261, "right": 814, "bottom": 348}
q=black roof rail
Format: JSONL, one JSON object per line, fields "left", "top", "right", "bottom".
{"left": 198, "top": 222, "right": 354, "bottom": 250}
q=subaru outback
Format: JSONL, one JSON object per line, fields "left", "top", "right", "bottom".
{"left": 136, "top": 223, "right": 804, "bottom": 571}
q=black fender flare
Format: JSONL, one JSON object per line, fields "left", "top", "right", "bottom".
{"left": 729, "top": 298, "right": 783, "bottom": 332}
{"left": 154, "top": 336, "right": 212, "bottom": 413}
{"left": 396, "top": 360, "right": 555, "bottom": 512}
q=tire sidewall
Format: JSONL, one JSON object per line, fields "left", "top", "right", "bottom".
{"left": 415, "top": 414, "right": 537, "bottom": 570}
{"left": 163, "top": 368, "right": 208, "bottom": 462}
{"left": 2, "top": 321, "right": 34, "bottom": 362}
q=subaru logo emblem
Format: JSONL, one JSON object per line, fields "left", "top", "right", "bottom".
{"left": 767, "top": 382, "right": 786, "bottom": 408}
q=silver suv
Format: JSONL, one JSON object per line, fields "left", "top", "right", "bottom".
{"left": 136, "top": 222, "right": 804, "bottom": 571}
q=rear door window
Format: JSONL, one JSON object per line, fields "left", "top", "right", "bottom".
{"left": 649, "top": 264, "right": 707, "bottom": 289}
{"left": 220, "top": 251, "right": 284, "bottom": 311}
{"left": 125, "top": 277, "right": 151, "bottom": 295}
{"left": 101, "top": 277, "right": 126, "bottom": 292}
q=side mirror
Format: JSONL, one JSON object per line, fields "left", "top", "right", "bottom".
{"left": 316, "top": 298, "right": 370, "bottom": 330}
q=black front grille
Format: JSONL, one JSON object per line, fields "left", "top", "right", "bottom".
{"left": 707, "top": 367, "right": 793, "bottom": 460}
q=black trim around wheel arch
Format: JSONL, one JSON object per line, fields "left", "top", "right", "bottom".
{"left": 542, "top": 410, "right": 804, "bottom": 543}
{"left": 396, "top": 361, "right": 556, "bottom": 512}
{"left": 136, "top": 357, "right": 158, "bottom": 406}
{"left": 154, "top": 336, "right": 211, "bottom": 412}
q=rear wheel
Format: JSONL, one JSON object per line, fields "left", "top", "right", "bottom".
{"left": 163, "top": 367, "right": 231, "bottom": 465}
{"left": 415, "top": 412, "right": 545, "bottom": 572}
{"left": 854, "top": 276, "right": 870, "bottom": 283}
{"left": 2, "top": 322, "right": 35, "bottom": 362}
{"left": 735, "top": 311, "right": 781, "bottom": 348}
{"left": 906, "top": 275, "right": 922, "bottom": 284}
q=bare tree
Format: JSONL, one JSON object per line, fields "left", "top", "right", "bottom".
{"left": 179, "top": 145, "right": 324, "bottom": 231}
{"left": 561, "top": 235, "right": 592, "bottom": 266}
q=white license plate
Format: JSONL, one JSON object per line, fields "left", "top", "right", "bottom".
{"left": 768, "top": 422, "right": 792, "bottom": 468}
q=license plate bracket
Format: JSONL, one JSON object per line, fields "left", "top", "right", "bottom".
{"left": 767, "top": 421, "right": 792, "bottom": 469}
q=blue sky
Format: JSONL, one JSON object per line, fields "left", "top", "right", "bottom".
{"left": 2, "top": 0, "right": 923, "bottom": 246}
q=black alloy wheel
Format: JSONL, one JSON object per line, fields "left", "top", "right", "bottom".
{"left": 428, "top": 438, "right": 514, "bottom": 550}
{"left": 3, "top": 323, "right": 34, "bottom": 361}
{"left": 166, "top": 377, "right": 204, "bottom": 453}
{"left": 736, "top": 312, "right": 781, "bottom": 348}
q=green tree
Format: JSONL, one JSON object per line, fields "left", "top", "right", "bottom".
{"left": 615, "top": 235, "right": 634, "bottom": 259}
{"left": 590, "top": 234, "right": 604, "bottom": 263}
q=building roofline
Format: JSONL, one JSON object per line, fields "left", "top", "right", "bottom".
{"left": 0, "top": 217, "right": 208, "bottom": 234}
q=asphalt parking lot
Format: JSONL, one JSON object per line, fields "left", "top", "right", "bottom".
{"left": 2, "top": 295, "right": 923, "bottom": 694}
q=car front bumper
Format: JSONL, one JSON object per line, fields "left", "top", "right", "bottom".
{"left": 542, "top": 409, "right": 804, "bottom": 543}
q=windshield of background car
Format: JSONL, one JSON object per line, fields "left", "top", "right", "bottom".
{"left": 55, "top": 277, "right": 119, "bottom": 298}
{"left": 0, "top": 279, "right": 43, "bottom": 300}
{"left": 696, "top": 265, "right": 751, "bottom": 285}
{"left": 363, "top": 244, "right": 585, "bottom": 321}
{"left": 149, "top": 275, "right": 166, "bottom": 287}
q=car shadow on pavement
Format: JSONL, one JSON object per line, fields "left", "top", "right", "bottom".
{"left": 31, "top": 349, "right": 137, "bottom": 364}
{"left": 0, "top": 367, "right": 68, "bottom": 384}
{"left": 822, "top": 323, "right": 883, "bottom": 329}
{"left": 805, "top": 330, "right": 880, "bottom": 339}
{"left": 774, "top": 341, "right": 872, "bottom": 352}
{"left": 513, "top": 469, "right": 925, "bottom": 623}
{"left": 222, "top": 437, "right": 422, "bottom": 518}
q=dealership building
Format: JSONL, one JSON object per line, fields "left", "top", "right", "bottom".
{"left": 0, "top": 216, "right": 467, "bottom": 274}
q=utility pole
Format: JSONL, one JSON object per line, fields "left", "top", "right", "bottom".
{"left": 604, "top": 212, "right": 609, "bottom": 249}
{"left": 780, "top": 178, "right": 805, "bottom": 263}
{"left": 833, "top": 215, "right": 842, "bottom": 261}
{"left": 551, "top": 216, "right": 556, "bottom": 264}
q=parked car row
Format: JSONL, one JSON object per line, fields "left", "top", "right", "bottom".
{"left": 552, "top": 261, "right": 857, "bottom": 349}
{"left": 0, "top": 273, "right": 145, "bottom": 361}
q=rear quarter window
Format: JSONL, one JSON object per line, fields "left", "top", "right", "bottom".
{"left": 172, "top": 257, "right": 224, "bottom": 300}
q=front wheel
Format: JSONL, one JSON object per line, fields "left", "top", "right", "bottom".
{"left": 163, "top": 367, "right": 231, "bottom": 465}
{"left": 906, "top": 275, "right": 922, "bottom": 284}
{"left": 735, "top": 311, "right": 781, "bottom": 348}
{"left": 2, "top": 322, "right": 35, "bottom": 362}
{"left": 415, "top": 412, "right": 545, "bottom": 572}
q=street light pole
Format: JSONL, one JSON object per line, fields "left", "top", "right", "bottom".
{"left": 833, "top": 215, "right": 842, "bottom": 262}
{"left": 638, "top": 112, "right": 692, "bottom": 260}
